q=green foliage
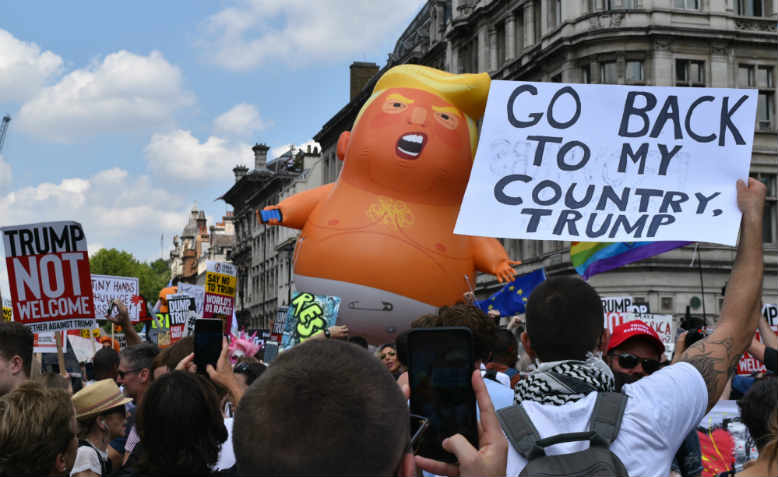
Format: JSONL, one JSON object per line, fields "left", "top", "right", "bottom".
{"left": 90, "top": 248, "right": 171, "bottom": 302}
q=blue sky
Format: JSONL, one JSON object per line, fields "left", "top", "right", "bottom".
{"left": 0, "top": 0, "right": 425, "bottom": 297}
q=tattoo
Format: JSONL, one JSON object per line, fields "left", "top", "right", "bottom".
{"left": 680, "top": 336, "right": 738, "bottom": 409}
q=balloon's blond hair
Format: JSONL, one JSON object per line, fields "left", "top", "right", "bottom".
{"left": 353, "top": 65, "right": 490, "bottom": 158}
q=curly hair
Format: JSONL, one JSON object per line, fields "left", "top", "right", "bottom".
{"left": 136, "top": 371, "right": 227, "bottom": 475}
{"left": 0, "top": 381, "right": 75, "bottom": 475}
{"left": 411, "top": 304, "right": 497, "bottom": 362}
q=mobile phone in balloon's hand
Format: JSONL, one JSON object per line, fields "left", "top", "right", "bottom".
{"left": 260, "top": 209, "right": 282, "bottom": 223}
{"left": 407, "top": 327, "right": 478, "bottom": 463}
{"left": 194, "top": 319, "right": 223, "bottom": 373}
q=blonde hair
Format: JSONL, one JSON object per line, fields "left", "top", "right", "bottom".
{"left": 353, "top": 65, "right": 490, "bottom": 158}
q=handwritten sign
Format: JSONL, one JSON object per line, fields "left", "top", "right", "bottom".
{"left": 203, "top": 261, "right": 236, "bottom": 321}
{"left": 280, "top": 293, "right": 341, "bottom": 351}
{"left": 177, "top": 283, "right": 205, "bottom": 317}
{"left": 2, "top": 221, "right": 96, "bottom": 332}
{"left": 604, "top": 311, "right": 674, "bottom": 358}
{"left": 91, "top": 274, "right": 140, "bottom": 322}
{"left": 455, "top": 82, "right": 757, "bottom": 246}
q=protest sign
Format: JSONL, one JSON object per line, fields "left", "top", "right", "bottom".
{"left": 270, "top": 307, "right": 287, "bottom": 343}
{"left": 167, "top": 294, "right": 196, "bottom": 343}
{"left": 601, "top": 296, "right": 649, "bottom": 314}
{"left": 203, "top": 261, "right": 236, "bottom": 321}
{"left": 2, "top": 298, "right": 11, "bottom": 322}
{"left": 280, "top": 293, "right": 341, "bottom": 351}
{"left": 91, "top": 274, "right": 141, "bottom": 322}
{"left": 604, "top": 311, "right": 674, "bottom": 357}
{"left": 455, "top": 82, "right": 757, "bottom": 246}
{"left": 67, "top": 334, "right": 98, "bottom": 363}
{"left": 178, "top": 283, "right": 205, "bottom": 317}
{"left": 1, "top": 221, "right": 96, "bottom": 332}
{"left": 697, "top": 400, "right": 757, "bottom": 475}
{"left": 736, "top": 303, "right": 778, "bottom": 375}
{"left": 34, "top": 332, "right": 68, "bottom": 354}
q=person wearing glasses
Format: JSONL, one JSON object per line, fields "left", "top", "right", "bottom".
{"left": 115, "top": 343, "right": 159, "bottom": 467}
{"left": 605, "top": 320, "right": 665, "bottom": 391}
{"left": 377, "top": 343, "right": 405, "bottom": 379}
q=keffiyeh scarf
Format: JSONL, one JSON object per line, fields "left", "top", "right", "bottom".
{"left": 514, "top": 354, "right": 615, "bottom": 406}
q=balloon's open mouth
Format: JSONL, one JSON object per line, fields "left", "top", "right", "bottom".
{"left": 395, "top": 133, "right": 426, "bottom": 160}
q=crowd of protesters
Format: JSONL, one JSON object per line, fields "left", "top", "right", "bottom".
{"left": 0, "top": 178, "right": 775, "bottom": 476}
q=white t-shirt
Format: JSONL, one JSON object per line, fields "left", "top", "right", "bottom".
{"left": 506, "top": 362, "right": 708, "bottom": 477}
{"left": 214, "top": 417, "right": 236, "bottom": 471}
{"left": 70, "top": 444, "right": 106, "bottom": 476}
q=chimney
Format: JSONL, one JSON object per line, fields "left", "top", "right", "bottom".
{"left": 252, "top": 143, "right": 270, "bottom": 170}
{"left": 350, "top": 62, "right": 379, "bottom": 100}
{"left": 232, "top": 164, "right": 248, "bottom": 182}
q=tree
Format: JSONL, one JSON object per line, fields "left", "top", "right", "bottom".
{"left": 90, "top": 249, "right": 171, "bottom": 302}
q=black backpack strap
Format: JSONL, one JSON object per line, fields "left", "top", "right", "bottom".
{"left": 547, "top": 371, "right": 598, "bottom": 395}
{"left": 497, "top": 404, "right": 545, "bottom": 460}
{"left": 587, "top": 392, "right": 628, "bottom": 446}
{"left": 483, "top": 368, "right": 500, "bottom": 383}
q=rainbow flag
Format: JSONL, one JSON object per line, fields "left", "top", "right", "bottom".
{"left": 571, "top": 241, "right": 690, "bottom": 280}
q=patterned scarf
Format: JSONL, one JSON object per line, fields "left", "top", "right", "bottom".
{"left": 514, "top": 354, "right": 615, "bottom": 406}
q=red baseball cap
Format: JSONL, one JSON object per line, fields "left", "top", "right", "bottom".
{"left": 607, "top": 320, "right": 665, "bottom": 354}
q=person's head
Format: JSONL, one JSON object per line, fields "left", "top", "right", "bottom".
{"left": 151, "top": 346, "right": 170, "bottom": 380}
{"left": 0, "top": 321, "right": 33, "bottom": 396}
{"left": 412, "top": 303, "right": 497, "bottom": 364}
{"left": 606, "top": 320, "right": 664, "bottom": 390}
{"left": 757, "top": 409, "right": 778, "bottom": 469}
{"left": 523, "top": 276, "right": 606, "bottom": 363}
{"left": 137, "top": 371, "right": 227, "bottom": 475}
{"left": 234, "top": 339, "right": 412, "bottom": 476}
{"left": 491, "top": 329, "right": 519, "bottom": 368}
{"left": 233, "top": 357, "right": 266, "bottom": 388}
{"left": 377, "top": 344, "right": 400, "bottom": 374}
{"left": 0, "top": 381, "right": 78, "bottom": 476}
{"left": 338, "top": 65, "right": 489, "bottom": 206}
{"left": 164, "top": 336, "right": 193, "bottom": 372}
{"left": 35, "top": 371, "right": 73, "bottom": 394}
{"left": 738, "top": 376, "right": 778, "bottom": 451}
{"left": 394, "top": 329, "right": 410, "bottom": 368}
{"left": 92, "top": 347, "right": 120, "bottom": 381}
{"left": 72, "top": 379, "right": 131, "bottom": 442}
{"left": 117, "top": 343, "right": 158, "bottom": 402}
{"left": 348, "top": 335, "right": 369, "bottom": 349}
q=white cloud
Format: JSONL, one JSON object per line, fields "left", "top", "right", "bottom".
{"left": 199, "top": 0, "right": 424, "bottom": 70}
{"left": 144, "top": 129, "right": 253, "bottom": 182}
{"left": 213, "top": 103, "right": 268, "bottom": 136}
{"left": 0, "top": 29, "right": 63, "bottom": 102}
{"left": 0, "top": 154, "right": 11, "bottom": 192}
{"left": 17, "top": 50, "right": 194, "bottom": 142}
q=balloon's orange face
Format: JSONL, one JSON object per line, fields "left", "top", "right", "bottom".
{"left": 344, "top": 88, "right": 474, "bottom": 205}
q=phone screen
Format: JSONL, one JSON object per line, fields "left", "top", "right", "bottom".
{"left": 408, "top": 327, "right": 477, "bottom": 463}
{"left": 194, "top": 319, "right": 223, "bottom": 373}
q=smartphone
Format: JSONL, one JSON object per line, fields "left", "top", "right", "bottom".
{"left": 260, "top": 209, "right": 282, "bottom": 223}
{"left": 407, "top": 327, "right": 478, "bottom": 463}
{"left": 194, "top": 319, "right": 223, "bottom": 373}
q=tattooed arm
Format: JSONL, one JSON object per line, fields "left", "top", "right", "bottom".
{"left": 681, "top": 178, "right": 766, "bottom": 412}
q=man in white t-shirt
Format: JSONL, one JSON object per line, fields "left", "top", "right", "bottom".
{"left": 500, "top": 178, "right": 766, "bottom": 477}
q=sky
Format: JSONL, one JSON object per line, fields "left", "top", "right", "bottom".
{"left": 0, "top": 0, "right": 425, "bottom": 299}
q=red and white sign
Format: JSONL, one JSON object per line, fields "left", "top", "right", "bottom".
{"left": 2, "top": 221, "right": 96, "bottom": 332}
{"left": 736, "top": 304, "right": 778, "bottom": 375}
{"left": 604, "top": 311, "right": 675, "bottom": 357}
{"left": 33, "top": 332, "right": 68, "bottom": 354}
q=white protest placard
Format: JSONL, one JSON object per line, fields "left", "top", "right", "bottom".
{"left": 34, "top": 332, "right": 68, "bottom": 354}
{"left": 178, "top": 283, "right": 205, "bottom": 317}
{"left": 601, "top": 296, "right": 649, "bottom": 314}
{"left": 604, "top": 311, "right": 674, "bottom": 358}
{"left": 67, "top": 334, "right": 97, "bottom": 363}
{"left": 91, "top": 274, "right": 141, "bottom": 322}
{"left": 455, "top": 82, "right": 757, "bottom": 246}
{"left": 1, "top": 221, "right": 96, "bottom": 332}
{"left": 737, "top": 303, "right": 778, "bottom": 375}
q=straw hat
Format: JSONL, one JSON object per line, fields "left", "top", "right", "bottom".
{"left": 72, "top": 379, "right": 133, "bottom": 420}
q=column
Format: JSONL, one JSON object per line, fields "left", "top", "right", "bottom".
{"left": 478, "top": 25, "right": 488, "bottom": 72}
{"left": 652, "top": 39, "right": 673, "bottom": 86}
{"left": 489, "top": 27, "right": 498, "bottom": 71}
{"left": 526, "top": 2, "right": 535, "bottom": 46}
{"left": 506, "top": 14, "right": 516, "bottom": 61}
{"left": 710, "top": 44, "right": 730, "bottom": 88}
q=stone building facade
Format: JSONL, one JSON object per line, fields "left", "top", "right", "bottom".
{"left": 313, "top": 0, "right": 777, "bottom": 323}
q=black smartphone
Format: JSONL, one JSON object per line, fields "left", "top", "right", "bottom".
{"left": 194, "top": 319, "right": 223, "bottom": 373}
{"left": 407, "top": 327, "right": 478, "bottom": 463}
{"left": 260, "top": 209, "right": 282, "bottom": 223}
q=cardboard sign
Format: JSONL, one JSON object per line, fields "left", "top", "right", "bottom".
{"left": 2, "top": 298, "right": 11, "bottom": 322}
{"left": 604, "top": 311, "right": 674, "bottom": 357}
{"left": 177, "top": 283, "right": 205, "bottom": 317}
{"left": 455, "top": 82, "right": 757, "bottom": 246}
{"left": 697, "top": 400, "right": 757, "bottom": 474}
{"left": 91, "top": 274, "right": 141, "bottom": 322}
{"left": 203, "top": 261, "right": 236, "bottom": 321}
{"left": 736, "top": 303, "right": 778, "bottom": 375}
{"left": 601, "top": 296, "right": 649, "bottom": 314}
{"left": 167, "top": 293, "right": 196, "bottom": 343}
{"left": 2, "top": 221, "right": 97, "bottom": 332}
{"left": 280, "top": 293, "right": 341, "bottom": 351}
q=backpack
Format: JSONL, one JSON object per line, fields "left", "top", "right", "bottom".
{"left": 497, "top": 392, "right": 629, "bottom": 477}
{"left": 78, "top": 439, "right": 112, "bottom": 476}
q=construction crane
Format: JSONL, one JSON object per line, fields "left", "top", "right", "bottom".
{"left": 0, "top": 115, "right": 10, "bottom": 154}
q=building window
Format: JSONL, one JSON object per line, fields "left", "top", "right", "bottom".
{"left": 600, "top": 61, "right": 619, "bottom": 84}
{"left": 740, "top": 64, "right": 775, "bottom": 130}
{"left": 496, "top": 22, "right": 506, "bottom": 68}
{"left": 625, "top": 60, "right": 644, "bottom": 83}
{"left": 661, "top": 297, "right": 674, "bottom": 312}
{"left": 582, "top": 65, "right": 591, "bottom": 83}
{"left": 754, "top": 173, "right": 777, "bottom": 243}
{"left": 533, "top": 0, "right": 542, "bottom": 43}
{"left": 549, "top": 0, "right": 562, "bottom": 28}
{"left": 674, "top": 0, "right": 700, "bottom": 8}
{"left": 675, "top": 59, "right": 705, "bottom": 86}
{"left": 589, "top": 0, "right": 637, "bottom": 10}
{"left": 737, "top": 0, "right": 767, "bottom": 16}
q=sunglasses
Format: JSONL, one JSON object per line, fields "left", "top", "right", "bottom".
{"left": 380, "top": 350, "right": 397, "bottom": 360}
{"left": 609, "top": 352, "right": 661, "bottom": 374}
{"left": 117, "top": 368, "right": 142, "bottom": 379}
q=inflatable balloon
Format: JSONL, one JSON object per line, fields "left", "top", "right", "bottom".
{"left": 260, "top": 65, "right": 518, "bottom": 344}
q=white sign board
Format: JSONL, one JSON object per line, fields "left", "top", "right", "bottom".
{"left": 601, "top": 296, "right": 649, "bottom": 314}
{"left": 34, "top": 332, "right": 68, "bottom": 354}
{"left": 455, "top": 82, "right": 757, "bottom": 246}
{"left": 604, "top": 311, "right": 674, "bottom": 358}
{"left": 177, "top": 283, "right": 205, "bottom": 318}
{"left": 91, "top": 274, "right": 140, "bottom": 322}
{"left": 67, "top": 334, "right": 97, "bottom": 363}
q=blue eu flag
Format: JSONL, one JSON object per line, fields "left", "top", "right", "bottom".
{"left": 476, "top": 268, "right": 547, "bottom": 316}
